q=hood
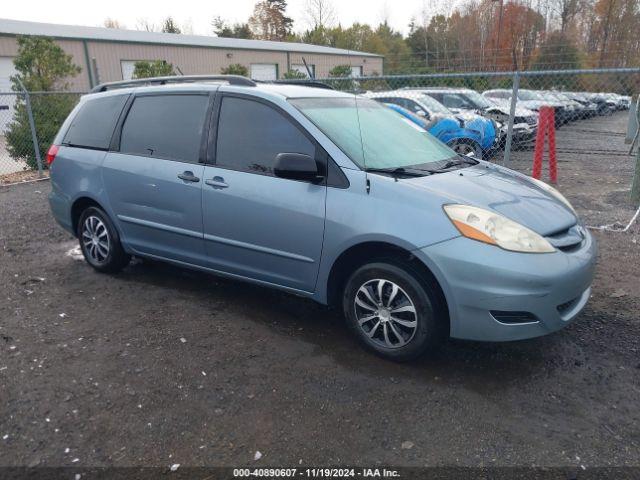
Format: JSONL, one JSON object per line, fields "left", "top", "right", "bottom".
{"left": 484, "top": 102, "right": 535, "bottom": 117}
{"left": 456, "top": 111, "right": 484, "bottom": 122}
{"left": 404, "top": 163, "right": 576, "bottom": 236}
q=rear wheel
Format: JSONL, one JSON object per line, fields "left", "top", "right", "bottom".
{"left": 342, "top": 261, "right": 446, "bottom": 361}
{"left": 77, "top": 207, "right": 130, "bottom": 273}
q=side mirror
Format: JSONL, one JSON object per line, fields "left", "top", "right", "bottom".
{"left": 416, "top": 109, "right": 428, "bottom": 118}
{"left": 274, "top": 153, "right": 323, "bottom": 183}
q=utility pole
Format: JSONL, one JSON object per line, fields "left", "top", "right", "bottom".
{"left": 493, "top": 0, "right": 504, "bottom": 71}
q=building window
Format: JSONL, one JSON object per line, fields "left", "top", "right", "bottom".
{"left": 120, "top": 60, "right": 140, "bottom": 80}
{"left": 291, "top": 64, "right": 315, "bottom": 78}
{"left": 250, "top": 64, "right": 278, "bottom": 81}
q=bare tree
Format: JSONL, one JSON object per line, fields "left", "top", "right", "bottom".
{"left": 135, "top": 18, "right": 158, "bottom": 32}
{"left": 162, "top": 17, "right": 182, "bottom": 34}
{"left": 104, "top": 18, "right": 126, "bottom": 29}
{"left": 547, "top": 0, "right": 583, "bottom": 32}
{"left": 304, "top": 0, "right": 336, "bottom": 29}
{"left": 248, "top": 0, "right": 293, "bottom": 41}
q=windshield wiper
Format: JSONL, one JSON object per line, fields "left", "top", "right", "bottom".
{"left": 364, "top": 167, "right": 432, "bottom": 177}
{"left": 435, "top": 156, "right": 478, "bottom": 171}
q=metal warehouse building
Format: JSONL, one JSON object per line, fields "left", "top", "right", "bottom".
{"left": 0, "top": 18, "right": 383, "bottom": 91}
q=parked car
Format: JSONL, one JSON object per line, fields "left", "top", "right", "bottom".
{"left": 48, "top": 75, "right": 596, "bottom": 361}
{"left": 484, "top": 88, "right": 568, "bottom": 127}
{"left": 537, "top": 91, "right": 581, "bottom": 123}
{"left": 582, "top": 93, "right": 616, "bottom": 115}
{"left": 363, "top": 90, "right": 498, "bottom": 157}
{"left": 403, "top": 87, "right": 537, "bottom": 148}
{"left": 382, "top": 102, "right": 485, "bottom": 156}
{"left": 564, "top": 92, "right": 599, "bottom": 118}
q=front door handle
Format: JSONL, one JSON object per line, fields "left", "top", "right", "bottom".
{"left": 178, "top": 171, "right": 200, "bottom": 183}
{"left": 205, "top": 177, "right": 229, "bottom": 189}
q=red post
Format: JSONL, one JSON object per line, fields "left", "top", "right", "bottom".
{"left": 547, "top": 108, "right": 557, "bottom": 184}
{"left": 531, "top": 106, "right": 557, "bottom": 183}
{"left": 532, "top": 109, "right": 546, "bottom": 179}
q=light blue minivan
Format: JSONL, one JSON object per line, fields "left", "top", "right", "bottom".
{"left": 48, "top": 75, "right": 597, "bottom": 360}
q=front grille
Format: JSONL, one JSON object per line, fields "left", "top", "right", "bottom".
{"left": 545, "top": 225, "right": 585, "bottom": 252}
{"left": 490, "top": 311, "right": 538, "bottom": 324}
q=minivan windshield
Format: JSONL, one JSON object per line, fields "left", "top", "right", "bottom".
{"left": 290, "top": 97, "right": 458, "bottom": 170}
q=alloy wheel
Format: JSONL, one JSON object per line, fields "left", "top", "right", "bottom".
{"left": 354, "top": 279, "right": 418, "bottom": 349}
{"left": 81, "top": 215, "right": 110, "bottom": 264}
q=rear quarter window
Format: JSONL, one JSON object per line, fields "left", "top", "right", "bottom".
{"left": 63, "top": 94, "right": 129, "bottom": 150}
{"left": 119, "top": 94, "right": 210, "bottom": 163}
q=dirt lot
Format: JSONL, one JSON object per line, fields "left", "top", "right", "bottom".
{"left": 1, "top": 112, "right": 639, "bottom": 470}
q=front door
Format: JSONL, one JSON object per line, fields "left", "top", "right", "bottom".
{"left": 201, "top": 95, "right": 326, "bottom": 292}
{"left": 102, "top": 92, "right": 212, "bottom": 265}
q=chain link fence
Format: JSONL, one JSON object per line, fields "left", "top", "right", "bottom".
{"left": 280, "top": 67, "right": 639, "bottom": 170}
{"left": 0, "top": 67, "right": 638, "bottom": 185}
{"left": 0, "top": 90, "right": 83, "bottom": 181}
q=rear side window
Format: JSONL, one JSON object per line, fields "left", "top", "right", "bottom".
{"left": 63, "top": 95, "right": 128, "bottom": 150}
{"left": 215, "top": 96, "right": 315, "bottom": 176}
{"left": 120, "top": 94, "right": 209, "bottom": 163}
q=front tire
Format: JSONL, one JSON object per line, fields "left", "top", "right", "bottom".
{"left": 77, "top": 206, "right": 130, "bottom": 273}
{"left": 342, "top": 261, "right": 446, "bottom": 361}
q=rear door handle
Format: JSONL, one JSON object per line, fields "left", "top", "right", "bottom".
{"left": 205, "top": 177, "right": 229, "bottom": 189}
{"left": 178, "top": 171, "right": 200, "bottom": 183}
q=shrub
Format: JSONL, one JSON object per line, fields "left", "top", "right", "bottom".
{"left": 328, "top": 64, "right": 356, "bottom": 91}
{"left": 221, "top": 64, "right": 249, "bottom": 76}
{"left": 283, "top": 69, "right": 308, "bottom": 79}
{"left": 5, "top": 36, "right": 80, "bottom": 170}
{"left": 133, "top": 60, "right": 175, "bottom": 79}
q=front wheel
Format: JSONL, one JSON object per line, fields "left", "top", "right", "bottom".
{"left": 342, "top": 261, "right": 446, "bottom": 361}
{"left": 77, "top": 206, "right": 131, "bottom": 273}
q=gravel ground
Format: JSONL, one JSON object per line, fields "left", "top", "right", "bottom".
{"left": 0, "top": 112, "right": 639, "bottom": 470}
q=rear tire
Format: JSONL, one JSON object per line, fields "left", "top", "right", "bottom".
{"left": 77, "top": 206, "right": 130, "bottom": 273}
{"left": 342, "top": 260, "right": 447, "bottom": 361}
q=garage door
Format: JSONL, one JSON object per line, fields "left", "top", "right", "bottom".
{"left": 250, "top": 64, "right": 277, "bottom": 81}
{"left": 121, "top": 60, "right": 138, "bottom": 81}
{"left": 0, "top": 57, "right": 17, "bottom": 134}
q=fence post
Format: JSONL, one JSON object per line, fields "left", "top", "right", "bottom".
{"left": 503, "top": 71, "right": 520, "bottom": 165}
{"left": 16, "top": 78, "right": 44, "bottom": 177}
{"left": 631, "top": 95, "right": 640, "bottom": 204}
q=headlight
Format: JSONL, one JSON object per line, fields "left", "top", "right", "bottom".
{"left": 529, "top": 177, "right": 576, "bottom": 215}
{"left": 443, "top": 204, "right": 555, "bottom": 253}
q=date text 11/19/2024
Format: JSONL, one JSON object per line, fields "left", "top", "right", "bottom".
{"left": 233, "top": 468, "right": 401, "bottom": 478}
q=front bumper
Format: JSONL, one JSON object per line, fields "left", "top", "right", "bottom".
{"left": 416, "top": 229, "right": 597, "bottom": 341}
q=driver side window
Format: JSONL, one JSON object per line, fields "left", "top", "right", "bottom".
{"left": 215, "top": 96, "right": 316, "bottom": 177}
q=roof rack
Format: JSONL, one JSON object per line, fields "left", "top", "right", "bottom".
{"left": 90, "top": 75, "right": 256, "bottom": 93}
{"left": 267, "top": 80, "right": 334, "bottom": 90}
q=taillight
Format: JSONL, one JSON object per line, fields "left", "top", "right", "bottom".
{"left": 46, "top": 145, "right": 59, "bottom": 166}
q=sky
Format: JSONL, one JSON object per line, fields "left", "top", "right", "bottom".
{"left": 1, "top": 0, "right": 461, "bottom": 36}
